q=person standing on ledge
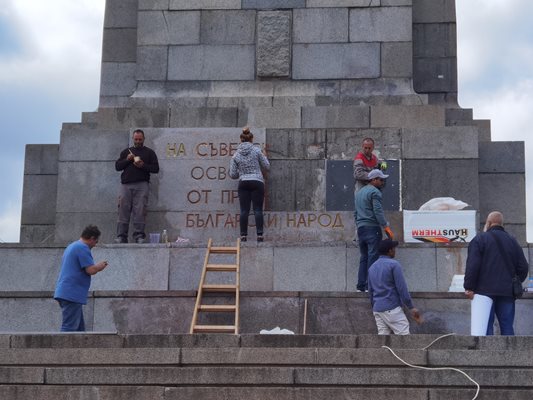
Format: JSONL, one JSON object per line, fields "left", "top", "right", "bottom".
{"left": 53, "top": 225, "right": 108, "bottom": 332}
{"left": 352, "top": 137, "right": 387, "bottom": 238}
{"left": 115, "top": 129, "right": 159, "bottom": 244}
{"left": 368, "top": 239, "right": 420, "bottom": 335}
{"left": 354, "top": 169, "right": 394, "bottom": 292}
{"left": 229, "top": 127, "right": 270, "bottom": 242}
{"left": 464, "top": 211, "right": 528, "bottom": 335}
{"left": 353, "top": 137, "right": 385, "bottom": 193}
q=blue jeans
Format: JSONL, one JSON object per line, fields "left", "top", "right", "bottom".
{"left": 58, "top": 299, "right": 85, "bottom": 332}
{"left": 357, "top": 226, "right": 382, "bottom": 291}
{"left": 486, "top": 296, "right": 515, "bottom": 335}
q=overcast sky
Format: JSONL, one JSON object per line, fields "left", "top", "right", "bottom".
{"left": 1, "top": 0, "right": 532, "bottom": 242}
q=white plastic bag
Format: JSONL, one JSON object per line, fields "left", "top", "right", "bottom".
{"left": 419, "top": 197, "right": 468, "bottom": 211}
{"left": 259, "top": 326, "right": 295, "bottom": 335}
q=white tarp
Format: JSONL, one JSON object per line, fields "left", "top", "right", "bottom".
{"left": 403, "top": 210, "right": 477, "bottom": 243}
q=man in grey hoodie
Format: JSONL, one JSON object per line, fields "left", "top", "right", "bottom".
{"left": 229, "top": 127, "right": 270, "bottom": 242}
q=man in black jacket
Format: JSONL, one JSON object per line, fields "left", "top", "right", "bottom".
{"left": 115, "top": 129, "right": 159, "bottom": 243}
{"left": 464, "top": 211, "right": 528, "bottom": 335}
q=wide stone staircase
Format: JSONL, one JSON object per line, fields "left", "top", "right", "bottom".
{"left": 1, "top": 333, "right": 532, "bottom": 399}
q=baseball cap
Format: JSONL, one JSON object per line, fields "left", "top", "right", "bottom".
{"left": 378, "top": 239, "right": 399, "bottom": 254}
{"left": 368, "top": 169, "right": 389, "bottom": 180}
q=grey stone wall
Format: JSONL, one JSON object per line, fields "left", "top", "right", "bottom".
{"left": 20, "top": 145, "right": 59, "bottom": 243}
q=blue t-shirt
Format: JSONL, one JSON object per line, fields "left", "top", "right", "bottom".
{"left": 53, "top": 240, "right": 94, "bottom": 304}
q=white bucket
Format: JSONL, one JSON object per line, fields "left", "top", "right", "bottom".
{"left": 470, "top": 294, "right": 493, "bottom": 336}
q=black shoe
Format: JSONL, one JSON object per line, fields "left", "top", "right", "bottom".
{"left": 240, "top": 235, "right": 247, "bottom": 242}
{"left": 114, "top": 237, "right": 127, "bottom": 244}
{"left": 257, "top": 235, "right": 264, "bottom": 243}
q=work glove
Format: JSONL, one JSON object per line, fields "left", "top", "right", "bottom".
{"left": 384, "top": 226, "right": 394, "bottom": 240}
{"left": 378, "top": 161, "right": 388, "bottom": 170}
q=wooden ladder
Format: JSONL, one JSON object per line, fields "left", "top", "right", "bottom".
{"left": 190, "top": 238, "right": 241, "bottom": 334}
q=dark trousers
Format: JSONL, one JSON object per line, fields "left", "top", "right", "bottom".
{"left": 117, "top": 181, "right": 149, "bottom": 240}
{"left": 357, "top": 225, "right": 382, "bottom": 291}
{"left": 238, "top": 180, "right": 265, "bottom": 237}
{"left": 486, "top": 296, "right": 516, "bottom": 335}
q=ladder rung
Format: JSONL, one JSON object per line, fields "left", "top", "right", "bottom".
{"left": 193, "top": 325, "right": 236, "bottom": 333}
{"left": 210, "top": 246, "right": 238, "bottom": 254}
{"left": 198, "top": 305, "right": 236, "bottom": 312}
{"left": 206, "top": 264, "right": 238, "bottom": 272}
{"left": 202, "top": 284, "right": 237, "bottom": 292}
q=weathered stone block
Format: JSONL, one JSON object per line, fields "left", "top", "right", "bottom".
{"left": 326, "top": 128, "right": 402, "bottom": 161}
{"left": 478, "top": 142, "right": 525, "bottom": 173}
{"left": 240, "top": 247, "right": 275, "bottom": 291}
{"left": 340, "top": 78, "right": 415, "bottom": 98}
{"left": 267, "top": 160, "right": 325, "bottom": 210}
{"left": 402, "top": 159, "right": 479, "bottom": 210}
{"left": 293, "top": 9, "right": 348, "bottom": 43}
{"left": 242, "top": 0, "right": 305, "bottom": 9}
{"left": 56, "top": 162, "right": 118, "bottom": 213}
{"left": 382, "top": 0, "right": 412, "bottom": 5}
{"left": 207, "top": 96, "right": 273, "bottom": 108}
{"left": 266, "top": 129, "right": 326, "bottom": 160}
{"left": 200, "top": 10, "right": 256, "bottom": 44}
{"left": 413, "top": 57, "right": 457, "bottom": 93}
{"left": 170, "top": 0, "right": 241, "bottom": 9}
{"left": 445, "top": 108, "right": 473, "bottom": 126}
{"left": 91, "top": 247, "right": 170, "bottom": 290}
{"left": 139, "top": 0, "right": 169, "bottom": 10}
{"left": 307, "top": 0, "right": 381, "bottom": 6}
{"left": 371, "top": 105, "right": 445, "bottom": 128}
{"left": 59, "top": 128, "right": 129, "bottom": 161}
{"left": 257, "top": 11, "right": 291, "bottom": 77}
{"left": 436, "top": 246, "right": 467, "bottom": 291}
{"left": 302, "top": 106, "right": 370, "bottom": 129}
{"left": 273, "top": 246, "right": 348, "bottom": 291}
{"left": 19, "top": 225, "right": 55, "bottom": 244}
{"left": 89, "top": 108, "right": 169, "bottom": 129}
{"left": 24, "top": 145, "right": 59, "bottom": 175}
{"left": 138, "top": 11, "right": 200, "bottom": 45}
{"left": 102, "top": 29, "right": 137, "bottom": 62}
{"left": 381, "top": 42, "right": 413, "bottom": 77}
{"left": 100, "top": 62, "right": 137, "bottom": 97}
{"left": 104, "top": 0, "right": 138, "bottom": 28}
{"left": 0, "top": 248, "right": 62, "bottom": 291}
{"left": 239, "top": 107, "right": 301, "bottom": 129}
{"left": 54, "top": 212, "right": 118, "bottom": 244}
{"left": 350, "top": 7, "right": 412, "bottom": 42}
{"left": 402, "top": 126, "right": 478, "bottom": 159}
{"left": 479, "top": 174, "right": 526, "bottom": 225}
{"left": 0, "top": 299, "right": 63, "bottom": 333}
{"left": 93, "top": 297, "right": 195, "bottom": 333}
{"left": 293, "top": 44, "right": 380, "bottom": 80}
{"left": 474, "top": 119, "right": 491, "bottom": 142}
{"left": 413, "top": 0, "right": 456, "bottom": 23}
{"left": 168, "top": 45, "right": 255, "bottom": 80}
{"left": 21, "top": 175, "right": 58, "bottom": 225}
{"left": 137, "top": 46, "right": 168, "bottom": 81}
{"left": 413, "top": 23, "right": 456, "bottom": 57}
{"left": 169, "top": 107, "right": 238, "bottom": 127}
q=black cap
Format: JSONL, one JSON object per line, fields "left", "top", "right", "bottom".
{"left": 378, "top": 239, "right": 399, "bottom": 254}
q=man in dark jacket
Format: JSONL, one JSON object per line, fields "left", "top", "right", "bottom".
{"left": 115, "top": 129, "right": 159, "bottom": 243}
{"left": 464, "top": 211, "right": 528, "bottom": 335}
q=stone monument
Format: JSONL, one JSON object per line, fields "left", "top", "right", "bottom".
{"left": 20, "top": 0, "right": 526, "bottom": 246}
{"left": 3, "top": 0, "right": 530, "bottom": 333}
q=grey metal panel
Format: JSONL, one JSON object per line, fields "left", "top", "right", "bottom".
{"left": 326, "top": 160, "right": 400, "bottom": 211}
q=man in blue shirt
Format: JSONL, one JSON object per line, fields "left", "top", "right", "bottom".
{"left": 54, "top": 225, "right": 108, "bottom": 332}
{"left": 354, "top": 169, "right": 393, "bottom": 292}
{"left": 368, "top": 239, "right": 420, "bottom": 335}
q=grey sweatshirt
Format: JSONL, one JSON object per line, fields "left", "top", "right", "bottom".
{"left": 229, "top": 142, "right": 270, "bottom": 182}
